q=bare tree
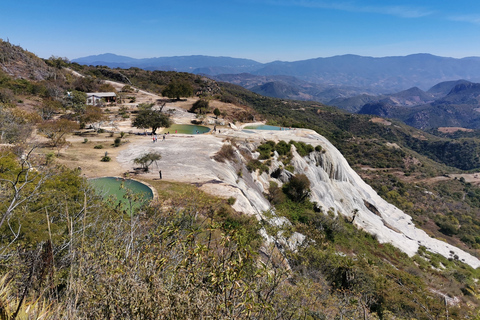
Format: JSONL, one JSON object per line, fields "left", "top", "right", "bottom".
{"left": 0, "top": 147, "right": 51, "bottom": 234}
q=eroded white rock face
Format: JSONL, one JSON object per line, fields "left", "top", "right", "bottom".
{"left": 117, "top": 127, "right": 480, "bottom": 268}
{"left": 273, "top": 131, "right": 480, "bottom": 268}
{"left": 228, "top": 129, "right": 480, "bottom": 268}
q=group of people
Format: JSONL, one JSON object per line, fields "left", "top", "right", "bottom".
{"left": 152, "top": 133, "right": 167, "bottom": 142}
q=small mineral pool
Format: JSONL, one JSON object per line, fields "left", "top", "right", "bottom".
{"left": 243, "top": 124, "right": 283, "bottom": 130}
{"left": 89, "top": 177, "right": 153, "bottom": 213}
{"left": 160, "top": 124, "right": 210, "bottom": 134}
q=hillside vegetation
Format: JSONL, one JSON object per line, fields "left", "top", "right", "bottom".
{"left": 3, "top": 40, "right": 480, "bottom": 318}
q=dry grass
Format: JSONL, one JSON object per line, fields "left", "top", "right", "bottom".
{"left": 36, "top": 131, "right": 143, "bottom": 178}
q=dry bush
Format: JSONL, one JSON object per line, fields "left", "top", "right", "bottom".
{"left": 213, "top": 143, "right": 236, "bottom": 163}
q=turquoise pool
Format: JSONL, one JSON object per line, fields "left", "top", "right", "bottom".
{"left": 89, "top": 177, "right": 153, "bottom": 213}
{"left": 160, "top": 124, "right": 210, "bottom": 134}
{"left": 243, "top": 124, "right": 283, "bottom": 130}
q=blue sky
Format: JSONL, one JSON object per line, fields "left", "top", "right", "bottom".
{"left": 1, "top": 0, "right": 480, "bottom": 62}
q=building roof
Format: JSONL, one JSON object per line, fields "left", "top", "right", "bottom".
{"left": 87, "top": 92, "right": 116, "bottom": 97}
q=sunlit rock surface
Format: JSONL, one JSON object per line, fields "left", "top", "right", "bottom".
{"left": 118, "top": 126, "right": 480, "bottom": 268}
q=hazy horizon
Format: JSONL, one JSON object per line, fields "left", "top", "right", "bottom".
{"left": 73, "top": 52, "right": 480, "bottom": 64}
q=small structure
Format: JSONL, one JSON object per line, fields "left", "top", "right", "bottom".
{"left": 87, "top": 92, "right": 116, "bottom": 106}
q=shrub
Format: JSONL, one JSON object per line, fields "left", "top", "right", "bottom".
{"left": 289, "top": 140, "right": 314, "bottom": 157}
{"left": 257, "top": 140, "right": 276, "bottom": 159}
{"left": 94, "top": 145, "right": 103, "bottom": 149}
{"left": 246, "top": 159, "right": 269, "bottom": 173}
{"left": 283, "top": 174, "right": 311, "bottom": 202}
{"left": 275, "top": 140, "right": 291, "bottom": 156}
{"left": 267, "top": 181, "right": 286, "bottom": 205}
{"left": 227, "top": 197, "right": 236, "bottom": 205}
{"left": 45, "top": 152, "right": 55, "bottom": 165}
{"left": 83, "top": 138, "right": 88, "bottom": 144}
{"left": 114, "top": 137, "right": 122, "bottom": 147}
{"left": 213, "top": 144, "right": 236, "bottom": 163}
{"left": 122, "top": 85, "right": 134, "bottom": 93}
{"left": 101, "top": 155, "right": 111, "bottom": 162}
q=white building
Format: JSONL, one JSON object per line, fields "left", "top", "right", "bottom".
{"left": 86, "top": 92, "right": 116, "bottom": 106}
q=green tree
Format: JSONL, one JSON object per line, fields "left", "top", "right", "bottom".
{"left": 132, "top": 109, "right": 171, "bottom": 135}
{"left": 283, "top": 174, "right": 311, "bottom": 202}
{"left": 67, "top": 90, "right": 87, "bottom": 120}
{"left": 81, "top": 105, "right": 106, "bottom": 131}
{"left": 213, "top": 107, "right": 221, "bottom": 119}
{"left": 161, "top": 80, "right": 193, "bottom": 100}
{"left": 189, "top": 99, "right": 209, "bottom": 114}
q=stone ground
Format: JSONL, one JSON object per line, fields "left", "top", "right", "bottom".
{"left": 44, "top": 85, "right": 256, "bottom": 192}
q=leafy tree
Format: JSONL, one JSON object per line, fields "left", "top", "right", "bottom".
{"left": 81, "top": 105, "right": 106, "bottom": 130}
{"left": 67, "top": 90, "right": 87, "bottom": 118}
{"left": 132, "top": 109, "right": 171, "bottom": 134}
{"left": 133, "top": 152, "right": 161, "bottom": 172}
{"left": 213, "top": 107, "right": 221, "bottom": 119}
{"left": 189, "top": 99, "right": 209, "bottom": 114}
{"left": 0, "top": 148, "right": 51, "bottom": 233}
{"left": 161, "top": 80, "right": 193, "bottom": 100}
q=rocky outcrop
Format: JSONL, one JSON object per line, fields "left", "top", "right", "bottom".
{"left": 228, "top": 128, "right": 480, "bottom": 268}
{"left": 117, "top": 126, "right": 480, "bottom": 268}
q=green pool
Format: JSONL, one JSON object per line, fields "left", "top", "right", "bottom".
{"left": 243, "top": 125, "right": 283, "bottom": 130}
{"left": 89, "top": 177, "right": 153, "bottom": 213}
{"left": 160, "top": 124, "right": 210, "bottom": 134}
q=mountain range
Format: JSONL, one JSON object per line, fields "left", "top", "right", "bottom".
{"left": 327, "top": 80, "right": 480, "bottom": 130}
{"left": 73, "top": 53, "right": 480, "bottom": 96}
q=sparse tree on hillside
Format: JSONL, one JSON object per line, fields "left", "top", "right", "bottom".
{"left": 38, "top": 99, "right": 62, "bottom": 120}
{"left": 46, "top": 56, "right": 70, "bottom": 69}
{"left": 38, "top": 119, "right": 79, "bottom": 155}
{"left": 67, "top": 90, "right": 87, "bottom": 116}
{"left": 81, "top": 105, "right": 106, "bottom": 131}
{"left": 0, "top": 107, "right": 37, "bottom": 143}
{"left": 98, "top": 82, "right": 116, "bottom": 93}
{"left": 214, "top": 108, "right": 221, "bottom": 119}
{"left": 133, "top": 152, "right": 161, "bottom": 172}
{"left": 132, "top": 109, "right": 171, "bottom": 135}
{"left": 189, "top": 99, "right": 209, "bottom": 114}
{"left": 162, "top": 80, "right": 193, "bottom": 100}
